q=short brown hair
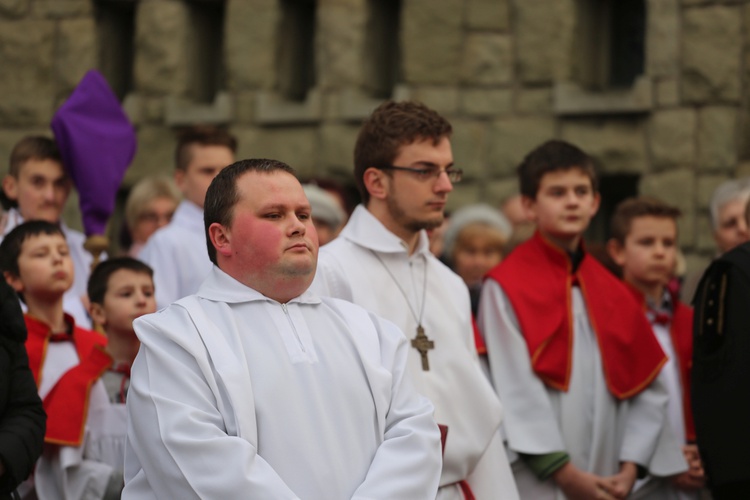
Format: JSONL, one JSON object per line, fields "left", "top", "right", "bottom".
{"left": 518, "top": 140, "right": 598, "bottom": 199}
{"left": 88, "top": 257, "right": 154, "bottom": 305}
{"left": 354, "top": 100, "right": 452, "bottom": 204}
{"left": 610, "top": 197, "right": 681, "bottom": 244}
{"left": 3, "top": 136, "right": 63, "bottom": 209}
{"left": 174, "top": 126, "right": 237, "bottom": 171}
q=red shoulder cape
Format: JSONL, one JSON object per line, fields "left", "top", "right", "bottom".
{"left": 25, "top": 314, "right": 111, "bottom": 446}
{"left": 485, "top": 231, "right": 666, "bottom": 400}
{"left": 624, "top": 284, "right": 696, "bottom": 441}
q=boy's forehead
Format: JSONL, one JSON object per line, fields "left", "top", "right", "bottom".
{"left": 21, "top": 231, "right": 67, "bottom": 249}
{"left": 18, "top": 158, "right": 66, "bottom": 177}
{"left": 628, "top": 215, "right": 678, "bottom": 236}
{"left": 107, "top": 268, "right": 154, "bottom": 285}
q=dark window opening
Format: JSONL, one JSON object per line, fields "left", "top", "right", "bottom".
{"left": 585, "top": 173, "right": 640, "bottom": 244}
{"left": 363, "top": 0, "right": 402, "bottom": 99}
{"left": 277, "top": 0, "right": 317, "bottom": 102}
{"left": 186, "top": 0, "right": 226, "bottom": 103}
{"left": 95, "top": 0, "right": 137, "bottom": 100}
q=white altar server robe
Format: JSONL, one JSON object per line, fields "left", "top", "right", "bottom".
{"left": 312, "top": 205, "right": 518, "bottom": 500}
{"left": 138, "top": 200, "right": 211, "bottom": 309}
{"left": 478, "top": 280, "right": 688, "bottom": 500}
{"left": 123, "top": 266, "right": 442, "bottom": 500}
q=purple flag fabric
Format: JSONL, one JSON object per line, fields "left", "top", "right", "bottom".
{"left": 51, "top": 70, "right": 136, "bottom": 236}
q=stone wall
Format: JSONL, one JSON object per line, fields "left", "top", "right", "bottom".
{"left": 0, "top": 0, "right": 748, "bottom": 273}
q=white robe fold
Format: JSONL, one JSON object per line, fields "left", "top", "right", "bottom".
{"left": 311, "top": 205, "right": 518, "bottom": 500}
{"left": 123, "top": 266, "right": 442, "bottom": 499}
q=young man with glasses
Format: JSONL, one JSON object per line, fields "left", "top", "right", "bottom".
{"left": 311, "top": 100, "right": 518, "bottom": 499}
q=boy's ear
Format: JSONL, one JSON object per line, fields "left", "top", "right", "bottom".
{"left": 520, "top": 195, "right": 537, "bottom": 222}
{"left": 3, "top": 271, "right": 23, "bottom": 294}
{"left": 208, "top": 223, "right": 233, "bottom": 259}
{"left": 606, "top": 238, "right": 627, "bottom": 267}
{"left": 2, "top": 175, "right": 18, "bottom": 201}
{"left": 363, "top": 167, "right": 388, "bottom": 202}
{"left": 89, "top": 302, "right": 107, "bottom": 328}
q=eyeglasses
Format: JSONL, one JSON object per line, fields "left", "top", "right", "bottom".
{"left": 138, "top": 211, "right": 174, "bottom": 224}
{"left": 378, "top": 165, "right": 463, "bottom": 183}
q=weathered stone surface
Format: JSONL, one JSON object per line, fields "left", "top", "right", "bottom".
{"left": 695, "top": 213, "right": 715, "bottom": 253}
{"left": 56, "top": 18, "right": 96, "bottom": 93}
{"left": 467, "top": 0, "right": 508, "bottom": 30}
{"left": 646, "top": 0, "right": 679, "bottom": 78}
{"left": 488, "top": 117, "right": 556, "bottom": 176}
{"left": 697, "top": 175, "right": 730, "bottom": 210}
{"left": 233, "top": 90, "right": 258, "bottom": 124}
{"left": 410, "top": 87, "right": 460, "bottom": 116}
{"left": 697, "top": 106, "right": 737, "bottom": 172}
{"left": 561, "top": 119, "right": 647, "bottom": 174}
{"left": 125, "top": 126, "right": 176, "bottom": 186}
{"left": 141, "top": 96, "right": 166, "bottom": 124}
{"left": 654, "top": 79, "right": 680, "bottom": 107}
{"left": 736, "top": 160, "right": 750, "bottom": 178}
{"left": 0, "top": 20, "right": 55, "bottom": 126}
{"left": 0, "top": 0, "right": 28, "bottom": 18}
{"left": 648, "top": 109, "right": 696, "bottom": 169}
{"left": 447, "top": 183, "right": 482, "bottom": 212}
{"left": 402, "top": 0, "right": 463, "bottom": 84}
{"left": 639, "top": 169, "right": 696, "bottom": 246}
{"left": 485, "top": 178, "right": 518, "bottom": 206}
{"left": 319, "top": 123, "right": 360, "bottom": 170}
{"left": 682, "top": 6, "right": 742, "bottom": 103}
{"left": 460, "top": 88, "right": 512, "bottom": 117}
{"left": 451, "top": 120, "right": 487, "bottom": 180}
{"left": 461, "top": 34, "right": 512, "bottom": 85}
{"left": 513, "top": 0, "right": 575, "bottom": 84}
{"left": 234, "top": 127, "right": 318, "bottom": 178}
{"left": 516, "top": 87, "right": 553, "bottom": 113}
{"left": 134, "top": 0, "right": 190, "bottom": 96}
{"left": 62, "top": 189, "right": 83, "bottom": 233}
{"left": 317, "top": 0, "right": 366, "bottom": 89}
{"left": 224, "top": 0, "right": 277, "bottom": 90}
{"left": 36, "top": 0, "right": 91, "bottom": 18}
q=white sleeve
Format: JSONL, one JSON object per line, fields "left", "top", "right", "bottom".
{"left": 351, "top": 315, "right": 442, "bottom": 500}
{"left": 123, "top": 317, "right": 299, "bottom": 499}
{"left": 477, "top": 279, "right": 566, "bottom": 454}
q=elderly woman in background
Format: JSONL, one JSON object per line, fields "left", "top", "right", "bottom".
{"left": 122, "top": 176, "right": 181, "bottom": 257}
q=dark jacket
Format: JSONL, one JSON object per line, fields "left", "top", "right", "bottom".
{"left": 0, "top": 279, "right": 46, "bottom": 497}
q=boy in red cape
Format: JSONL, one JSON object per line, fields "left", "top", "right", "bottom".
{"left": 608, "top": 197, "right": 705, "bottom": 498}
{"left": 478, "top": 140, "right": 688, "bottom": 500}
{"left": 0, "top": 221, "right": 120, "bottom": 500}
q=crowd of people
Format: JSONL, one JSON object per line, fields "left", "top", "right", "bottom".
{"left": 0, "top": 98, "right": 747, "bottom": 499}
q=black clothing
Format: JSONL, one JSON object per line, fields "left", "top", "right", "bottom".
{"left": 0, "top": 279, "right": 46, "bottom": 498}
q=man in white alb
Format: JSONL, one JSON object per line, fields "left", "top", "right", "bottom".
{"left": 311, "top": 100, "right": 519, "bottom": 499}
{"left": 138, "top": 126, "right": 236, "bottom": 308}
{"left": 123, "top": 158, "right": 442, "bottom": 499}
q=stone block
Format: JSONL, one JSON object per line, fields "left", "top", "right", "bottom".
{"left": 682, "top": 6, "right": 742, "bottom": 103}
{"left": 561, "top": 119, "right": 647, "bottom": 174}
{"left": 646, "top": 0, "right": 679, "bottom": 78}
{"left": 466, "top": 0, "right": 509, "bottom": 31}
{"left": 451, "top": 120, "right": 487, "bottom": 180}
{"left": 134, "top": 0, "right": 190, "bottom": 96}
{"left": 513, "top": 0, "right": 575, "bottom": 84}
{"left": 683, "top": 253, "right": 711, "bottom": 285}
{"left": 654, "top": 79, "right": 680, "bottom": 107}
{"left": 410, "top": 87, "right": 460, "bottom": 116}
{"left": 695, "top": 213, "right": 716, "bottom": 253}
{"left": 233, "top": 90, "right": 257, "bottom": 124}
{"left": 0, "top": 0, "right": 28, "bottom": 18}
{"left": 141, "top": 96, "right": 166, "bottom": 124}
{"left": 317, "top": 0, "right": 365, "bottom": 89}
{"left": 648, "top": 109, "right": 696, "bottom": 169}
{"left": 234, "top": 127, "right": 318, "bottom": 178}
{"left": 460, "top": 34, "right": 512, "bottom": 86}
{"left": 737, "top": 160, "right": 750, "bottom": 178}
{"left": 485, "top": 178, "right": 519, "bottom": 206}
{"left": 62, "top": 189, "right": 83, "bottom": 233}
{"left": 0, "top": 20, "right": 55, "bottom": 126}
{"left": 639, "top": 169, "right": 696, "bottom": 246}
{"left": 516, "top": 87, "right": 553, "bottom": 113}
{"left": 56, "top": 18, "right": 96, "bottom": 93}
{"left": 460, "top": 88, "right": 512, "bottom": 117}
{"left": 696, "top": 175, "right": 730, "bottom": 210}
{"left": 488, "top": 117, "right": 557, "bottom": 177}
{"left": 225, "top": 0, "right": 277, "bottom": 90}
{"left": 319, "top": 123, "right": 360, "bottom": 170}
{"left": 402, "top": 0, "right": 463, "bottom": 84}
{"left": 124, "top": 126, "right": 176, "bottom": 186}
{"left": 447, "top": 183, "right": 482, "bottom": 212}
{"left": 697, "top": 106, "right": 737, "bottom": 172}
{"left": 35, "top": 0, "right": 91, "bottom": 18}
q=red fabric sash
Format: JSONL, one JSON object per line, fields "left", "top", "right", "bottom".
{"left": 624, "top": 285, "right": 696, "bottom": 441}
{"left": 25, "top": 314, "right": 111, "bottom": 446}
{"left": 485, "top": 231, "right": 666, "bottom": 400}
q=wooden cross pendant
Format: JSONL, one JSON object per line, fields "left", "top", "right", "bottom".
{"left": 411, "top": 325, "right": 435, "bottom": 371}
